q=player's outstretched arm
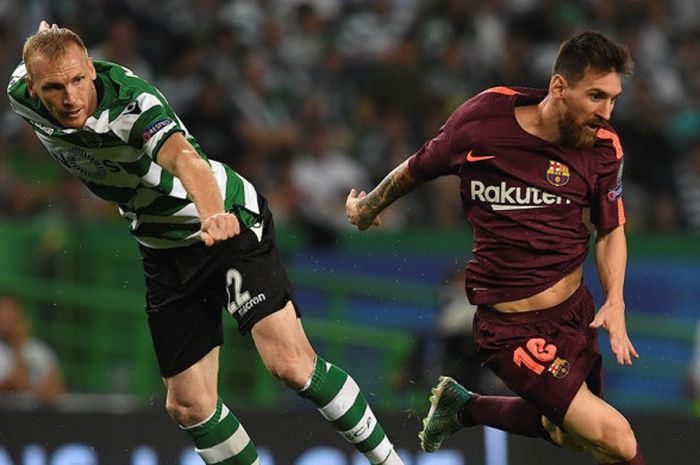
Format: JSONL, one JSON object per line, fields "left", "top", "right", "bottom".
{"left": 157, "top": 133, "right": 240, "bottom": 246}
{"left": 590, "top": 224, "right": 639, "bottom": 365}
{"left": 346, "top": 158, "right": 422, "bottom": 231}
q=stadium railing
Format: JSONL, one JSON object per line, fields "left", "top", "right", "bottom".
{"left": 0, "top": 218, "right": 697, "bottom": 415}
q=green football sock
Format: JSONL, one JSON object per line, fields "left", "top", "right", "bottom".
{"left": 298, "top": 356, "right": 401, "bottom": 465}
{"left": 182, "top": 398, "right": 259, "bottom": 465}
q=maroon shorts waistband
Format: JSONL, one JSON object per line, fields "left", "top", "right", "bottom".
{"left": 476, "top": 283, "right": 588, "bottom": 325}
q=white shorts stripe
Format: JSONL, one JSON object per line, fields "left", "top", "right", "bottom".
{"left": 319, "top": 375, "right": 360, "bottom": 421}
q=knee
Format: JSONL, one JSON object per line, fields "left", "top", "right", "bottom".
{"left": 265, "top": 352, "right": 315, "bottom": 390}
{"left": 595, "top": 419, "right": 638, "bottom": 460}
{"left": 165, "top": 393, "right": 216, "bottom": 427}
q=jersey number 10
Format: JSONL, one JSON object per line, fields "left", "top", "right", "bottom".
{"left": 512, "top": 338, "right": 558, "bottom": 375}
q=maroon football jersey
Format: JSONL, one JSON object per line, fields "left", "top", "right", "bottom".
{"left": 408, "top": 86, "right": 625, "bottom": 304}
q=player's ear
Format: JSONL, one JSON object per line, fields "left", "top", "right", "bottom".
{"left": 87, "top": 57, "right": 96, "bottom": 80}
{"left": 27, "top": 77, "right": 36, "bottom": 97}
{"left": 550, "top": 74, "right": 567, "bottom": 100}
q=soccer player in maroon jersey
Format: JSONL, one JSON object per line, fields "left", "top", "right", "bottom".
{"left": 346, "top": 31, "right": 645, "bottom": 465}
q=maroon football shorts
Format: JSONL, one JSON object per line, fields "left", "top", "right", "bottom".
{"left": 473, "top": 284, "right": 603, "bottom": 427}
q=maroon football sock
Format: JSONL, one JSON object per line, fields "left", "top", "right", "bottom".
{"left": 459, "top": 394, "right": 546, "bottom": 438}
{"left": 602, "top": 447, "right": 645, "bottom": 465}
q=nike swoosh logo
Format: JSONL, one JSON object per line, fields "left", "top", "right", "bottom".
{"left": 466, "top": 151, "right": 496, "bottom": 162}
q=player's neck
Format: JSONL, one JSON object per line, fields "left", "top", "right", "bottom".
{"left": 514, "top": 96, "right": 561, "bottom": 143}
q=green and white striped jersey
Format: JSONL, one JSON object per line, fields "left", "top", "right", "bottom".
{"left": 7, "top": 60, "right": 260, "bottom": 248}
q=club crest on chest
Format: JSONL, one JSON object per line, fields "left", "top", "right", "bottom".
{"left": 546, "top": 160, "right": 570, "bottom": 187}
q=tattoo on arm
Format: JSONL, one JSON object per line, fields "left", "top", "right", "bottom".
{"left": 359, "top": 160, "right": 421, "bottom": 217}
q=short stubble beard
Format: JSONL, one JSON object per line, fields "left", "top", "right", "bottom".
{"left": 559, "top": 110, "right": 598, "bottom": 149}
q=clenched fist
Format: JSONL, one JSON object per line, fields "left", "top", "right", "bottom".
{"left": 201, "top": 213, "right": 240, "bottom": 246}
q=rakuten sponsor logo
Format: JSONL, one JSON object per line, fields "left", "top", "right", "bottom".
{"left": 470, "top": 180, "right": 570, "bottom": 211}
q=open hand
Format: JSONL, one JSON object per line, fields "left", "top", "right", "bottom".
{"left": 589, "top": 302, "right": 639, "bottom": 365}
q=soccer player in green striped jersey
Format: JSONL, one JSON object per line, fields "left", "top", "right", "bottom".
{"left": 8, "top": 21, "right": 404, "bottom": 465}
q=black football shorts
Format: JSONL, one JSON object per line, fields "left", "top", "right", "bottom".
{"left": 139, "top": 202, "right": 300, "bottom": 377}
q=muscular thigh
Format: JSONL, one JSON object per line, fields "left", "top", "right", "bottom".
{"left": 165, "top": 346, "right": 220, "bottom": 402}
{"left": 252, "top": 302, "right": 315, "bottom": 374}
{"left": 563, "top": 382, "right": 630, "bottom": 444}
{"left": 146, "top": 290, "right": 225, "bottom": 378}
{"left": 164, "top": 347, "right": 221, "bottom": 425}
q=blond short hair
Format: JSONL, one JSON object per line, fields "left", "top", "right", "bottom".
{"left": 23, "top": 27, "right": 88, "bottom": 76}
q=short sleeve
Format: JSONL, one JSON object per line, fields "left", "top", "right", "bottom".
{"left": 408, "top": 111, "right": 466, "bottom": 181}
{"left": 591, "top": 128, "right": 626, "bottom": 233}
{"left": 110, "top": 92, "right": 184, "bottom": 161}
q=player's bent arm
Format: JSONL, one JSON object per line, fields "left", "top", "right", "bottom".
{"left": 354, "top": 158, "right": 423, "bottom": 225}
{"left": 156, "top": 132, "right": 225, "bottom": 220}
{"left": 156, "top": 133, "right": 240, "bottom": 245}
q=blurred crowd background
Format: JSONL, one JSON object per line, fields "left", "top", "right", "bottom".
{"left": 1, "top": 0, "right": 700, "bottom": 234}
{"left": 1, "top": 0, "right": 700, "bottom": 418}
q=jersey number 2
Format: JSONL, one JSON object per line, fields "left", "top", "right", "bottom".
{"left": 226, "top": 268, "right": 250, "bottom": 315}
{"left": 512, "top": 338, "right": 557, "bottom": 375}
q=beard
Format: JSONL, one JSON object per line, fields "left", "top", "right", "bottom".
{"left": 559, "top": 110, "right": 604, "bottom": 149}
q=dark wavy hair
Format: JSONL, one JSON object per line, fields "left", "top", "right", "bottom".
{"left": 553, "top": 31, "right": 634, "bottom": 84}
